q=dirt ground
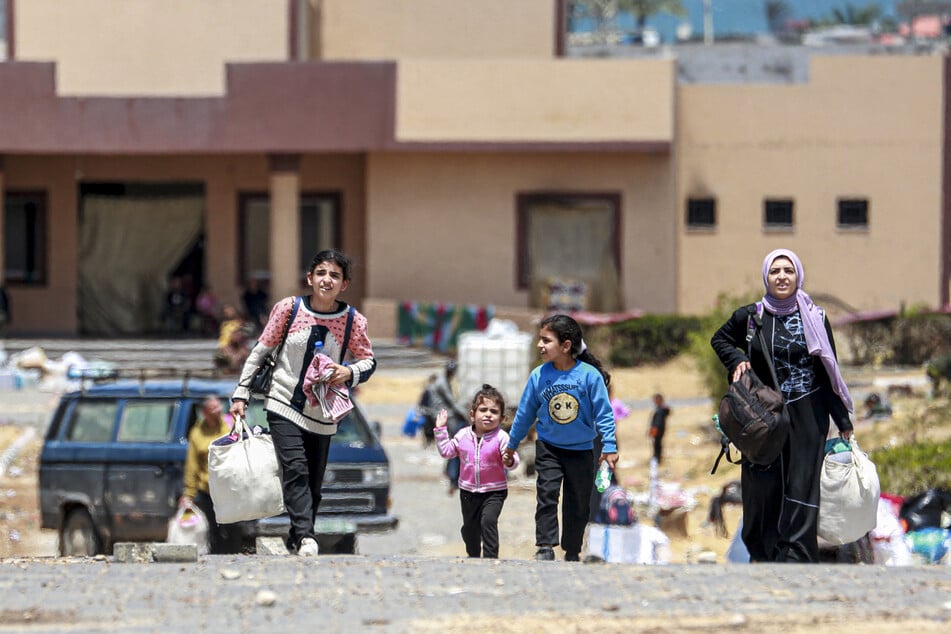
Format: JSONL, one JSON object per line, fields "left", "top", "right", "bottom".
{"left": 0, "top": 434, "right": 54, "bottom": 558}
{"left": 361, "top": 355, "right": 935, "bottom": 564}
{"left": 365, "top": 355, "right": 746, "bottom": 563}
{"left": 0, "top": 355, "right": 930, "bottom": 565}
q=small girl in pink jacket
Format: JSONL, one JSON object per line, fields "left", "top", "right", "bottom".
{"left": 435, "top": 384, "right": 519, "bottom": 558}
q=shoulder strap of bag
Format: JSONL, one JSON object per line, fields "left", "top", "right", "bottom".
{"left": 273, "top": 296, "right": 301, "bottom": 358}
{"left": 752, "top": 308, "right": 783, "bottom": 393}
{"left": 710, "top": 439, "right": 742, "bottom": 475}
{"left": 339, "top": 305, "right": 356, "bottom": 364}
{"left": 746, "top": 303, "right": 782, "bottom": 392}
{"left": 745, "top": 302, "right": 763, "bottom": 347}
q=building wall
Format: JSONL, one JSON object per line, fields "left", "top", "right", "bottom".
{"left": 395, "top": 58, "right": 674, "bottom": 143}
{"left": 3, "top": 156, "right": 79, "bottom": 334}
{"left": 3, "top": 154, "right": 366, "bottom": 335}
{"left": 299, "top": 154, "right": 368, "bottom": 303}
{"left": 677, "top": 55, "right": 945, "bottom": 314}
{"left": 14, "top": 0, "right": 287, "bottom": 95}
{"left": 314, "top": 0, "right": 555, "bottom": 60}
{"left": 364, "top": 151, "right": 677, "bottom": 312}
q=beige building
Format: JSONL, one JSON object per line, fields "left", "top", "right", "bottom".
{"left": 0, "top": 0, "right": 947, "bottom": 337}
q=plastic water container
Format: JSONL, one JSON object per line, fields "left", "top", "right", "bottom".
{"left": 456, "top": 320, "right": 533, "bottom": 407}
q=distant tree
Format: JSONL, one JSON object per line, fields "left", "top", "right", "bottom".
{"left": 566, "top": 0, "right": 589, "bottom": 32}
{"left": 571, "top": 0, "right": 617, "bottom": 41}
{"left": 832, "top": 3, "right": 882, "bottom": 25}
{"left": 616, "top": 0, "right": 687, "bottom": 30}
{"left": 764, "top": 0, "right": 792, "bottom": 35}
{"left": 811, "top": 3, "right": 882, "bottom": 27}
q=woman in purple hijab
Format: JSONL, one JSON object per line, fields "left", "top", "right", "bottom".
{"left": 711, "top": 249, "right": 853, "bottom": 563}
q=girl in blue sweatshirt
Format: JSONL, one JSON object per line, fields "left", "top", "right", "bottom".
{"left": 503, "top": 314, "right": 618, "bottom": 562}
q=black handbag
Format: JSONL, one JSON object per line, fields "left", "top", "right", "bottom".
{"left": 711, "top": 305, "right": 790, "bottom": 474}
{"left": 248, "top": 296, "right": 300, "bottom": 399}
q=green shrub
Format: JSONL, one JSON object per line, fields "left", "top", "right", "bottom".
{"left": 840, "top": 312, "right": 951, "bottom": 366}
{"left": 686, "top": 292, "right": 760, "bottom": 405}
{"left": 607, "top": 314, "right": 702, "bottom": 366}
{"left": 870, "top": 437, "right": 951, "bottom": 496}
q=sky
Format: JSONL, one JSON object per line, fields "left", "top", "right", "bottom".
{"left": 573, "top": 0, "right": 903, "bottom": 42}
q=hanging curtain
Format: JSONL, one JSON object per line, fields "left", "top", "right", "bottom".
{"left": 79, "top": 195, "right": 203, "bottom": 335}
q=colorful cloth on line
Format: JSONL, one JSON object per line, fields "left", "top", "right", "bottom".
{"left": 397, "top": 302, "right": 493, "bottom": 353}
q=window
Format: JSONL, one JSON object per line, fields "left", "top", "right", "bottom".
{"left": 238, "top": 192, "right": 341, "bottom": 284}
{"left": 65, "top": 401, "right": 118, "bottom": 443}
{"left": 299, "top": 194, "right": 341, "bottom": 278}
{"left": 515, "top": 193, "right": 621, "bottom": 313}
{"left": 4, "top": 191, "right": 47, "bottom": 284}
{"left": 838, "top": 198, "right": 869, "bottom": 228}
{"left": 117, "top": 401, "right": 175, "bottom": 443}
{"left": 686, "top": 198, "right": 716, "bottom": 228}
{"left": 764, "top": 199, "right": 794, "bottom": 228}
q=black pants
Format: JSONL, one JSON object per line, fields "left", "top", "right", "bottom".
{"left": 459, "top": 489, "right": 508, "bottom": 558}
{"left": 534, "top": 440, "right": 595, "bottom": 557}
{"left": 268, "top": 414, "right": 332, "bottom": 551}
{"left": 652, "top": 432, "right": 664, "bottom": 463}
{"left": 193, "top": 490, "right": 242, "bottom": 554}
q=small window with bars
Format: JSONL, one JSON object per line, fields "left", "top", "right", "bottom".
{"left": 764, "top": 199, "right": 794, "bottom": 229}
{"left": 686, "top": 198, "right": 716, "bottom": 228}
{"left": 838, "top": 198, "right": 869, "bottom": 228}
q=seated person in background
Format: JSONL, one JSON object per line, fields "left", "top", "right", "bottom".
{"left": 194, "top": 285, "right": 219, "bottom": 336}
{"left": 594, "top": 474, "right": 636, "bottom": 527}
{"left": 163, "top": 276, "right": 191, "bottom": 333}
{"left": 214, "top": 305, "right": 252, "bottom": 373}
{"left": 241, "top": 278, "right": 269, "bottom": 332}
{"left": 862, "top": 392, "right": 892, "bottom": 420}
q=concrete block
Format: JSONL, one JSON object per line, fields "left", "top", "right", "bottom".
{"left": 113, "top": 542, "right": 153, "bottom": 563}
{"left": 256, "top": 537, "right": 289, "bottom": 556}
{"left": 152, "top": 543, "right": 198, "bottom": 563}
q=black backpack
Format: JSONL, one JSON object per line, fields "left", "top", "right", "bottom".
{"left": 711, "top": 304, "right": 791, "bottom": 474}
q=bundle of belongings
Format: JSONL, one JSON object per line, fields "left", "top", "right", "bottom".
{"left": 585, "top": 484, "right": 670, "bottom": 565}
{"left": 726, "top": 488, "right": 951, "bottom": 565}
{"left": 303, "top": 351, "right": 354, "bottom": 423}
{"left": 898, "top": 488, "right": 951, "bottom": 565}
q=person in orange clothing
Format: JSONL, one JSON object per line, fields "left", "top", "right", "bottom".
{"left": 178, "top": 396, "right": 241, "bottom": 554}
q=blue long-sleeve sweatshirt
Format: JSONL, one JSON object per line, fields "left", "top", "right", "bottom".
{"left": 506, "top": 360, "right": 617, "bottom": 454}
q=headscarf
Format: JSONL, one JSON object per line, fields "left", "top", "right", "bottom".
{"left": 761, "top": 248, "right": 853, "bottom": 414}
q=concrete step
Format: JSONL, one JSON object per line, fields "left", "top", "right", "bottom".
{"left": 0, "top": 338, "right": 444, "bottom": 371}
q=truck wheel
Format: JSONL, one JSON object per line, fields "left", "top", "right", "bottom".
{"left": 60, "top": 509, "right": 101, "bottom": 557}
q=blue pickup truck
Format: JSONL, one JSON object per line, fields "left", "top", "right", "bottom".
{"left": 38, "top": 377, "right": 397, "bottom": 555}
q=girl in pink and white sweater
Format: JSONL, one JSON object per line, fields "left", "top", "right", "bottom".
{"left": 435, "top": 384, "right": 519, "bottom": 558}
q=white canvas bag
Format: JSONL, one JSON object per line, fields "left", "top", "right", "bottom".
{"left": 818, "top": 437, "right": 880, "bottom": 545}
{"left": 208, "top": 417, "right": 285, "bottom": 524}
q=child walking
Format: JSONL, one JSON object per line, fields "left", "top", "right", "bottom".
{"left": 435, "top": 384, "right": 519, "bottom": 558}
{"left": 503, "top": 314, "right": 618, "bottom": 562}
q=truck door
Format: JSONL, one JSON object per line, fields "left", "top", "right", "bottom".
{"left": 106, "top": 399, "right": 184, "bottom": 541}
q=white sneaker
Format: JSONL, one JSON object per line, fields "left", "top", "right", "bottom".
{"left": 297, "top": 537, "right": 319, "bottom": 557}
